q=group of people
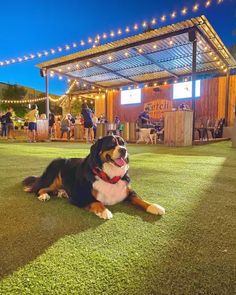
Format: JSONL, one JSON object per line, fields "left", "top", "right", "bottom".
{"left": 0, "top": 105, "right": 39, "bottom": 142}
{"left": 49, "top": 103, "right": 99, "bottom": 143}
{"left": 56, "top": 104, "right": 122, "bottom": 143}
{"left": 1, "top": 104, "right": 159, "bottom": 143}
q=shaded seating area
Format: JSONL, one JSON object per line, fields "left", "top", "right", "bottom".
{"left": 37, "top": 15, "right": 236, "bottom": 147}
{"left": 195, "top": 117, "right": 225, "bottom": 141}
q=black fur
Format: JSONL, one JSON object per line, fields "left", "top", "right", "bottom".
{"left": 22, "top": 135, "right": 130, "bottom": 208}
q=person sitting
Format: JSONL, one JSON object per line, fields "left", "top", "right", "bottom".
{"left": 114, "top": 116, "right": 121, "bottom": 135}
{"left": 138, "top": 107, "right": 155, "bottom": 128}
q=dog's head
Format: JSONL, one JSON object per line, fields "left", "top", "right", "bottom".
{"left": 88, "top": 135, "right": 128, "bottom": 169}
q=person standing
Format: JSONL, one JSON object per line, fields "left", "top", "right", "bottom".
{"left": 25, "top": 104, "right": 39, "bottom": 142}
{"left": 81, "top": 103, "right": 93, "bottom": 143}
{"left": 92, "top": 111, "right": 98, "bottom": 139}
{"left": 68, "top": 114, "right": 75, "bottom": 139}
{"left": 0, "top": 112, "right": 7, "bottom": 138}
{"left": 48, "top": 113, "right": 55, "bottom": 139}
{"left": 4, "top": 107, "right": 15, "bottom": 140}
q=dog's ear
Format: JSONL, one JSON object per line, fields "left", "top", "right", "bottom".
{"left": 88, "top": 138, "right": 103, "bottom": 168}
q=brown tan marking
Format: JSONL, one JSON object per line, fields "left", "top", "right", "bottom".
{"left": 86, "top": 201, "right": 106, "bottom": 215}
{"left": 128, "top": 194, "right": 152, "bottom": 211}
{"left": 38, "top": 173, "right": 63, "bottom": 196}
{"left": 100, "top": 149, "right": 115, "bottom": 163}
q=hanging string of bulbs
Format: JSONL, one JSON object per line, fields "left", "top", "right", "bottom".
{"left": 0, "top": 0, "right": 225, "bottom": 67}
{"left": 0, "top": 96, "right": 48, "bottom": 104}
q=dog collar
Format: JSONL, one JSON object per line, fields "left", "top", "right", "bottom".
{"left": 92, "top": 167, "right": 121, "bottom": 184}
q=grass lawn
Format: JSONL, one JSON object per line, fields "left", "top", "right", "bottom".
{"left": 0, "top": 141, "right": 235, "bottom": 295}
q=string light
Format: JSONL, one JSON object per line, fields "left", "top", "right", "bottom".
{"left": 0, "top": 0, "right": 227, "bottom": 67}
{"left": 181, "top": 7, "right": 188, "bottom": 15}
{"left": 1, "top": 97, "right": 47, "bottom": 104}
{"left": 193, "top": 3, "right": 199, "bottom": 11}
{"left": 161, "top": 15, "right": 166, "bottom": 22}
{"left": 205, "top": 0, "right": 211, "bottom": 8}
{"left": 151, "top": 18, "right": 157, "bottom": 25}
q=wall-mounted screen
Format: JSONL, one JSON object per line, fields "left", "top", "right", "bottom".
{"left": 173, "top": 80, "right": 201, "bottom": 99}
{"left": 121, "top": 89, "right": 141, "bottom": 105}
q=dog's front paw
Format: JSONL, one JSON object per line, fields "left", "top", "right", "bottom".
{"left": 147, "top": 204, "right": 165, "bottom": 215}
{"left": 96, "top": 209, "right": 113, "bottom": 220}
{"left": 38, "top": 193, "right": 50, "bottom": 202}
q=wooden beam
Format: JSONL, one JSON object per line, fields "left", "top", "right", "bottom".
{"left": 196, "top": 27, "right": 229, "bottom": 68}
{"left": 44, "top": 27, "right": 193, "bottom": 70}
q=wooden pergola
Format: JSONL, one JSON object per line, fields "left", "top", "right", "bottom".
{"left": 37, "top": 15, "right": 236, "bottom": 129}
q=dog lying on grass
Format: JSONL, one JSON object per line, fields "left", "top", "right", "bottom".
{"left": 23, "top": 135, "right": 165, "bottom": 220}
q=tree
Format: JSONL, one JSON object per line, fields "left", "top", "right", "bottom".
{"left": 1, "top": 85, "right": 27, "bottom": 117}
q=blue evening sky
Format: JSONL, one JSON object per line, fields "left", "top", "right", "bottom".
{"left": 0, "top": 0, "right": 235, "bottom": 95}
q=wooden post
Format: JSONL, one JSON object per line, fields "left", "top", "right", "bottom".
{"left": 105, "top": 91, "right": 108, "bottom": 121}
{"left": 225, "top": 71, "right": 230, "bottom": 126}
{"left": 45, "top": 70, "right": 50, "bottom": 118}
{"left": 190, "top": 30, "right": 197, "bottom": 141}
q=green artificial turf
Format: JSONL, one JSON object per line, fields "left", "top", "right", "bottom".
{"left": 0, "top": 141, "right": 235, "bottom": 295}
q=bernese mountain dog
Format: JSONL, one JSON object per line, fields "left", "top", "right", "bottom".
{"left": 22, "top": 135, "right": 165, "bottom": 220}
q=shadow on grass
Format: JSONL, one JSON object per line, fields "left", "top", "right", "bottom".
{"left": 124, "top": 153, "right": 236, "bottom": 294}
{"left": 0, "top": 184, "right": 104, "bottom": 279}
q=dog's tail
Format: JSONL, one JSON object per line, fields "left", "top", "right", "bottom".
{"left": 22, "top": 176, "right": 40, "bottom": 193}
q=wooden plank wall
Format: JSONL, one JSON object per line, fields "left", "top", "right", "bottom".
{"left": 95, "top": 96, "right": 106, "bottom": 118}
{"left": 229, "top": 75, "right": 236, "bottom": 126}
{"left": 105, "top": 75, "right": 236, "bottom": 126}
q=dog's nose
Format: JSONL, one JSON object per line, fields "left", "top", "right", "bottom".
{"left": 119, "top": 147, "right": 126, "bottom": 157}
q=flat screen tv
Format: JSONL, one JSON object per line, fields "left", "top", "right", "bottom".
{"left": 173, "top": 80, "right": 201, "bottom": 99}
{"left": 121, "top": 89, "right": 141, "bottom": 105}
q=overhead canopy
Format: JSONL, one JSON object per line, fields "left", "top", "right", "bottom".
{"left": 37, "top": 15, "right": 236, "bottom": 89}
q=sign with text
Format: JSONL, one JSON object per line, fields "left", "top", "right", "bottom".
{"left": 144, "top": 99, "right": 172, "bottom": 119}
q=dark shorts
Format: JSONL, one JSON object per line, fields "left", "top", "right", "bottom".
{"left": 84, "top": 121, "right": 93, "bottom": 128}
{"left": 28, "top": 122, "right": 37, "bottom": 131}
{"left": 6, "top": 123, "right": 14, "bottom": 130}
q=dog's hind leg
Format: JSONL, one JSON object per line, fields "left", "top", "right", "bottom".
{"left": 38, "top": 175, "right": 63, "bottom": 201}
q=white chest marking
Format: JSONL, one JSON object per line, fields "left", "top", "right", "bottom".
{"left": 92, "top": 179, "right": 128, "bottom": 205}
